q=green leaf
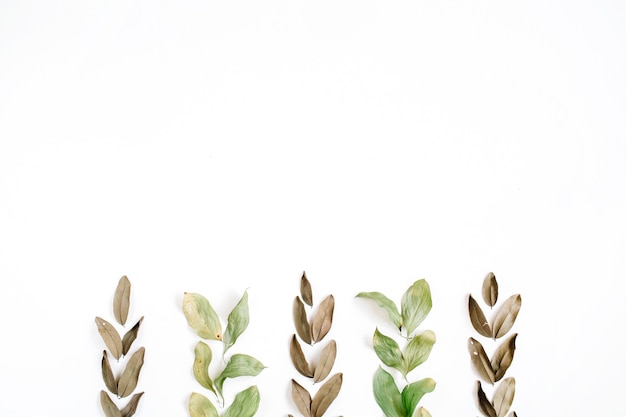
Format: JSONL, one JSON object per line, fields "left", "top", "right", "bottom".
{"left": 403, "top": 330, "right": 436, "bottom": 376}
{"left": 223, "top": 290, "right": 250, "bottom": 353}
{"left": 373, "top": 366, "right": 405, "bottom": 417}
{"left": 183, "top": 292, "right": 223, "bottom": 340}
{"left": 215, "top": 354, "right": 266, "bottom": 397}
{"left": 223, "top": 386, "right": 261, "bottom": 417}
{"left": 373, "top": 328, "right": 404, "bottom": 374}
{"left": 402, "top": 378, "right": 435, "bottom": 417}
{"left": 193, "top": 341, "right": 215, "bottom": 394}
{"left": 356, "top": 292, "right": 402, "bottom": 330}
{"left": 189, "top": 392, "right": 219, "bottom": 417}
{"left": 401, "top": 279, "right": 432, "bottom": 337}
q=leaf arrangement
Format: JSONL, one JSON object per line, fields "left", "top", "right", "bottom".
{"left": 468, "top": 272, "right": 521, "bottom": 417}
{"left": 356, "top": 279, "right": 436, "bottom": 417}
{"left": 183, "top": 289, "right": 265, "bottom": 417}
{"left": 95, "top": 276, "right": 145, "bottom": 417}
{"left": 289, "top": 272, "right": 343, "bottom": 417}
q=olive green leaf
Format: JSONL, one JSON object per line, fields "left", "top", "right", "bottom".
{"left": 215, "top": 354, "right": 266, "bottom": 397}
{"left": 96, "top": 316, "right": 123, "bottom": 360}
{"left": 468, "top": 338, "right": 495, "bottom": 384}
{"left": 121, "top": 392, "right": 144, "bottom": 417}
{"left": 183, "top": 292, "right": 223, "bottom": 340}
{"left": 482, "top": 272, "right": 498, "bottom": 307}
{"left": 223, "top": 290, "right": 249, "bottom": 354}
{"left": 401, "top": 378, "right": 436, "bottom": 417}
{"left": 291, "top": 379, "right": 312, "bottom": 417}
{"left": 117, "top": 347, "right": 145, "bottom": 398}
{"left": 193, "top": 341, "right": 215, "bottom": 393}
{"left": 290, "top": 334, "right": 313, "bottom": 378}
{"left": 403, "top": 330, "right": 436, "bottom": 376}
{"left": 189, "top": 392, "right": 219, "bottom": 417}
{"left": 492, "top": 333, "right": 517, "bottom": 382}
{"left": 492, "top": 294, "right": 521, "bottom": 339}
{"left": 373, "top": 366, "right": 405, "bottom": 417}
{"left": 373, "top": 328, "right": 404, "bottom": 374}
{"left": 100, "top": 390, "right": 122, "bottom": 417}
{"left": 468, "top": 295, "right": 492, "bottom": 338}
{"left": 122, "top": 316, "right": 143, "bottom": 356}
{"left": 311, "top": 372, "right": 342, "bottom": 417}
{"left": 101, "top": 350, "right": 118, "bottom": 395}
{"left": 313, "top": 340, "right": 337, "bottom": 383}
{"left": 300, "top": 272, "right": 313, "bottom": 306}
{"left": 493, "top": 377, "right": 515, "bottom": 417}
{"left": 401, "top": 279, "right": 432, "bottom": 337}
{"left": 476, "top": 381, "right": 497, "bottom": 417}
{"left": 311, "top": 295, "right": 334, "bottom": 343}
{"left": 294, "top": 296, "right": 312, "bottom": 345}
{"left": 355, "top": 291, "right": 402, "bottom": 330}
{"left": 114, "top": 275, "right": 131, "bottom": 326}
{"left": 223, "top": 385, "right": 260, "bottom": 417}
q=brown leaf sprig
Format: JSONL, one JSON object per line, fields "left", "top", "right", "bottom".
{"left": 96, "top": 276, "right": 145, "bottom": 417}
{"left": 468, "top": 272, "right": 521, "bottom": 417}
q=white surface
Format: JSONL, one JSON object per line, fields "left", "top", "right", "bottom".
{"left": 1, "top": 1, "right": 625, "bottom": 416}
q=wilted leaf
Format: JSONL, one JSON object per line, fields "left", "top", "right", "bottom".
{"left": 493, "top": 377, "right": 515, "bottom": 417}
{"left": 223, "top": 290, "right": 249, "bottom": 354}
{"left": 401, "top": 378, "right": 435, "bottom": 417}
{"left": 311, "top": 295, "right": 334, "bottom": 343}
{"left": 101, "top": 350, "right": 118, "bottom": 395}
{"left": 224, "top": 385, "right": 260, "bottom": 417}
{"left": 404, "top": 330, "right": 436, "bottom": 376}
{"left": 468, "top": 338, "right": 495, "bottom": 384}
{"left": 401, "top": 279, "right": 432, "bottom": 337}
{"left": 121, "top": 392, "right": 144, "bottom": 417}
{"left": 468, "top": 295, "right": 492, "bottom": 338}
{"left": 96, "top": 317, "right": 123, "bottom": 360}
{"left": 100, "top": 390, "right": 122, "bottom": 417}
{"left": 300, "top": 272, "right": 313, "bottom": 306}
{"left": 481, "top": 272, "right": 498, "bottom": 307}
{"left": 290, "top": 334, "right": 313, "bottom": 378}
{"left": 114, "top": 275, "right": 131, "bottom": 326}
{"left": 294, "top": 296, "right": 312, "bottom": 345}
{"left": 373, "top": 367, "right": 405, "bottom": 417}
{"left": 122, "top": 317, "right": 143, "bottom": 356}
{"left": 492, "top": 294, "right": 521, "bottom": 339}
{"left": 311, "top": 372, "right": 342, "bottom": 417}
{"left": 373, "top": 328, "right": 404, "bottom": 374}
{"left": 117, "top": 347, "right": 145, "bottom": 398}
{"left": 291, "top": 379, "right": 312, "bottom": 417}
{"left": 476, "top": 381, "right": 497, "bottom": 417}
{"left": 193, "top": 341, "right": 215, "bottom": 393}
{"left": 215, "top": 354, "right": 266, "bottom": 396}
{"left": 355, "top": 291, "right": 402, "bottom": 330}
{"left": 314, "top": 340, "right": 337, "bottom": 383}
{"left": 189, "top": 392, "right": 219, "bottom": 417}
{"left": 183, "top": 292, "right": 223, "bottom": 340}
{"left": 491, "top": 333, "right": 517, "bottom": 382}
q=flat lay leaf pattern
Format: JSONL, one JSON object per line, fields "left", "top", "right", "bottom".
{"left": 300, "top": 272, "right": 313, "bottom": 306}
{"left": 311, "top": 373, "right": 342, "bottom": 417}
{"left": 493, "top": 377, "right": 515, "bottom": 417}
{"left": 117, "top": 347, "right": 145, "bottom": 398}
{"left": 189, "top": 392, "right": 219, "bottom": 417}
{"left": 114, "top": 275, "right": 131, "bottom": 326}
{"left": 183, "top": 292, "right": 223, "bottom": 340}
{"left": 355, "top": 291, "right": 402, "bottom": 330}
{"left": 223, "top": 385, "right": 260, "bottom": 417}
{"left": 313, "top": 340, "right": 337, "bottom": 383}
{"left": 223, "top": 291, "right": 250, "bottom": 354}
{"left": 294, "top": 296, "right": 312, "bottom": 345}
{"left": 101, "top": 350, "right": 118, "bottom": 395}
{"left": 100, "top": 390, "right": 122, "bottom": 417}
{"left": 291, "top": 379, "right": 312, "bottom": 417}
{"left": 482, "top": 272, "right": 498, "bottom": 307}
{"left": 492, "top": 294, "right": 521, "bottom": 339}
{"left": 401, "top": 378, "right": 436, "bottom": 417}
{"left": 290, "top": 334, "right": 313, "bottom": 378}
{"left": 468, "top": 337, "right": 495, "bottom": 384}
{"left": 193, "top": 341, "right": 215, "bottom": 393}
{"left": 469, "top": 295, "right": 492, "bottom": 338}
{"left": 96, "top": 316, "right": 124, "bottom": 360}
{"left": 122, "top": 316, "right": 143, "bottom": 356}
{"left": 401, "top": 279, "right": 432, "bottom": 337}
{"left": 311, "top": 295, "right": 334, "bottom": 343}
{"left": 121, "top": 392, "right": 144, "bottom": 417}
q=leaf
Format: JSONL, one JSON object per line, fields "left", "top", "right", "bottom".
{"left": 300, "top": 271, "right": 313, "bottom": 306}
{"left": 114, "top": 275, "right": 131, "bottom": 326}
{"left": 476, "top": 381, "right": 497, "bottom": 417}
{"left": 290, "top": 334, "right": 313, "bottom": 378}
{"left": 291, "top": 379, "right": 312, "bottom": 417}
{"left": 401, "top": 279, "right": 432, "bottom": 337}
{"left": 356, "top": 291, "right": 402, "bottom": 330}
{"left": 373, "top": 328, "right": 404, "bottom": 374}
{"left": 491, "top": 333, "right": 517, "bottom": 382}
{"left": 493, "top": 377, "right": 515, "bottom": 417}
{"left": 100, "top": 390, "right": 122, "bottom": 417}
{"left": 468, "top": 338, "right": 495, "bottom": 384}
{"left": 492, "top": 294, "right": 521, "bottom": 339}
{"left": 189, "top": 392, "right": 219, "bottom": 417}
{"left": 122, "top": 316, "right": 143, "bottom": 356}
{"left": 215, "top": 354, "right": 266, "bottom": 397}
{"left": 294, "top": 296, "right": 312, "bottom": 345}
{"left": 117, "top": 346, "right": 145, "bottom": 398}
{"left": 313, "top": 340, "right": 337, "bottom": 383}
{"left": 183, "top": 292, "right": 223, "bottom": 340}
{"left": 223, "top": 290, "right": 250, "bottom": 354}
{"left": 223, "top": 385, "right": 261, "bottom": 417}
{"left": 403, "top": 330, "right": 436, "bottom": 376}
{"left": 121, "top": 392, "right": 144, "bottom": 417}
{"left": 96, "top": 316, "right": 123, "bottom": 360}
{"left": 101, "top": 350, "right": 118, "bottom": 395}
{"left": 401, "top": 378, "right": 436, "bottom": 417}
{"left": 311, "top": 295, "right": 334, "bottom": 343}
{"left": 481, "top": 272, "right": 498, "bottom": 307}
{"left": 311, "top": 372, "right": 342, "bottom": 417}
{"left": 193, "top": 341, "right": 215, "bottom": 393}
{"left": 373, "top": 366, "right": 405, "bottom": 417}
{"left": 507, "top": 412, "right": 517, "bottom": 417}
{"left": 468, "top": 295, "right": 492, "bottom": 338}
{"left": 417, "top": 407, "right": 432, "bottom": 417}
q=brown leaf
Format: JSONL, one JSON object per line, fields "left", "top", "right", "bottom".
{"left": 491, "top": 333, "right": 517, "bottom": 382}
{"left": 96, "top": 317, "right": 123, "bottom": 360}
{"left": 300, "top": 272, "right": 313, "bottom": 306}
{"left": 101, "top": 350, "right": 118, "bottom": 395}
{"left": 508, "top": 412, "right": 517, "bottom": 417}
{"left": 114, "top": 276, "right": 131, "bottom": 326}
{"left": 290, "top": 334, "right": 313, "bottom": 378}
{"left": 468, "top": 338, "right": 495, "bottom": 384}
{"left": 311, "top": 295, "right": 334, "bottom": 343}
{"left": 476, "top": 381, "right": 497, "bottom": 417}
{"left": 121, "top": 392, "right": 144, "bottom": 417}
{"left": 311, "top": 372, "right": 342, "bottom": 417}
{"left": 291, "top": 379, "right": 312, "bottom": 417}
{"left": 493, "top": 377, "right": 515, "bottom": 417}
{"left": 492, "top": 294, "right": 521, "bottom": 339}
{"left": 313, "top": 340, "right": 337, "bottom": 383}
{"left": 481, "top": 272, "right": 498, "bottom": 307}
{"left": 117, "top": 347, "right": 145, "bottom": 398}
{"left": 100, "top": 390, "right": 122, "bottom": 417}
{"left": 122, "top": 317, "right": 144, "bottom": 356}
{"left": 468, "top": 295, "right": 492, "bottom": 338}
{"left": 294, "top": 296, "right": 312, "bottom": 345}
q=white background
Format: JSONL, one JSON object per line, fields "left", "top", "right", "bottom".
{"left": 1, "top": 1, "right": 625, "bottom": 416}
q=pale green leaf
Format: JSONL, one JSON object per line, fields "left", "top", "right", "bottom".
{"left": 373, "top": 366, "right": 405, "bottom": 417}
{"left": 403, "top": 330, "right": 436, "bottom": 376}
{"left": 183, "top": 292, "right": 223, "bottom": 340}
{"left": 401, "top": 378, "right": 435, "bottom": 417}
{"left": 215, "top": 354, "right": 265, "bottom": 397}
{"left": 223, "top": 290, "right": 250, "bottom": 353}
{"left": 189, "top": 392, "right": 219, "bottom": 417}
{"left": 373, "top": 328, "right": 404, "bottom": 374}
{"left": 223, "top": 386, "right": 260, "bottom": 417}
{"left": 193, "top": 341, "right": 215, "bottom": 393}
{"left": 401, "top": 279, "right": 432, "bottom": 337}
{"left": 356, "top": 291, "right": 402, "bottom": 329}
{"left": 416, "top": 407, "right": 432, "bottom": 417}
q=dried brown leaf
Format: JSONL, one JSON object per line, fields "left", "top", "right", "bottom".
{"left": 493, "top": 377, "right": 515, "bottom": 417}
{"left": 300, "top": 272, "right": 313, "bottom": 306}
{"left": 121, "top": 392, "right": 144, "bottom": 417}
{"left": 313, "top": 340, "right": 337, "bottom": 383}
{"left": 311, "top": 295, "right": 334, "bottom": 343}
{"left": 114, "top": 276, "right": 131, "bottom": 326}
{"left": 96, "top": 317, "right": 123, "bottom": 360}
{"left": 100, "top": 390, "right": 122, "bottom": 417}
{"left": 492, "top": 294, "right": 521, "bottom": 339}
{"left": 476, "top": 381, "right": 497, "bottom": 417}
{"left": 117, "top": 347, "right": 145, "bottom": 398}
{"left": 469, "top": 295, "right": 492, "bottom": 338}
{"left": 290, "top": 334, "right": 313, "bottom": 378}
{"left": 481, "top": 272, "right": 498, "bottom": 307}
{"left": 291, "top": 379, "right": 312, "bottom": 417}
{"left": 468, "top": 338, "right": 495, "bottom": 384}
{"left": 492, "top": 333, "right": 517, "bottom": 382}
{"left": 101, "top": 350, "right": 118, "bottom": 395}
{"left": 294, "top": 296, "right": 312, "bottom": 345}
{"left": 311, "top": 372, "right": 342, "bottom": 417}
{"left": 122, "top": 317, "right": 144, "bottom": 356}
